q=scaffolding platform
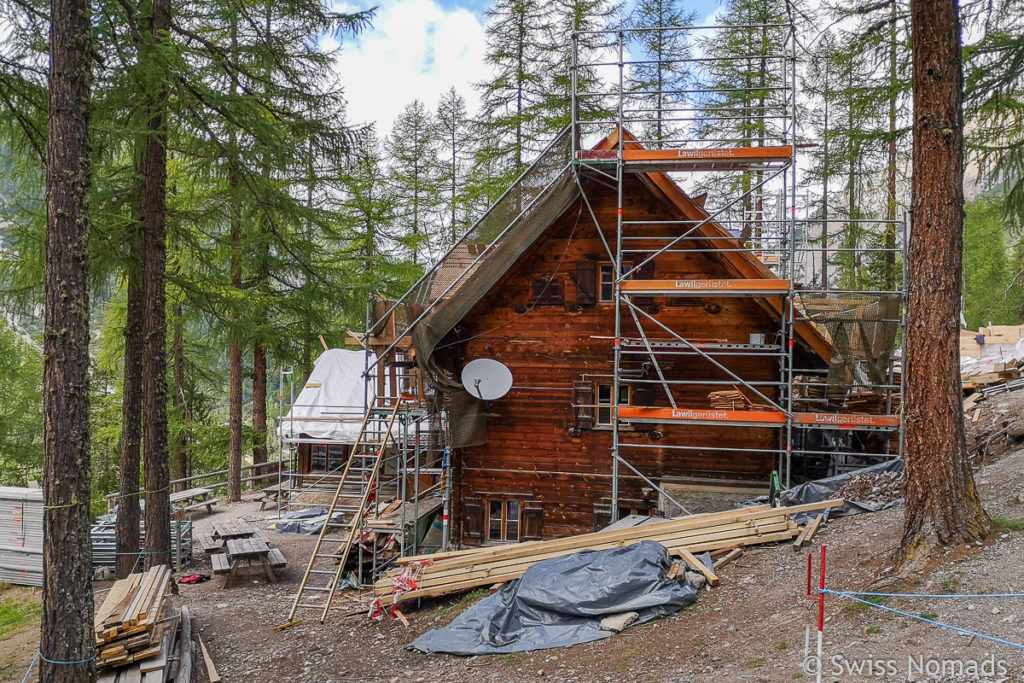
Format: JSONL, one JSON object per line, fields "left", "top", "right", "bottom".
{"left": 620, "top": 279, "right": 791, "bottom": 296}
{"left": 576, "top": 145, "right": 794, "bottom": 172}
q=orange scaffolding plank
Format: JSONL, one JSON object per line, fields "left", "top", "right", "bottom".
{"left": 621, "top": 279, "right": 791, "bottom": 296}
{"left": 793, "top": 413, "right": 901, "bottom": 428}
{"left": 618, "top": 406, "right": 786, "bottom": 426}
{"left": 576, "top": 146, "right": 793, "bottom": 169}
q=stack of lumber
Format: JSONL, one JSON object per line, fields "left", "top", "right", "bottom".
{"left": 708, "top": 390, "right": 749, "bottom": 410}
{"left": 843, "top": 391, "right": 886, "bottom": 414}
{"left": 707, "top": 387, "right": 772, "bottom": 411}
{"left": 95, "top": 566, "right": 174, "bottom": 675}
{"left": 370, "top": 500, "right": 843, "bottom": 609}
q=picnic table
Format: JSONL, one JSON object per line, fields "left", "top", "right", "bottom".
{"left": 211, "top": 518, "right": 256, "bottom": 541}
{"left": 170, "top": 487, "right": 219, "bottom": 515}
{"left": 258, "top": 483, "right": 287, "bottom": 511}
{"left": 211, "top": 537, "right": 286, "bottom": 588}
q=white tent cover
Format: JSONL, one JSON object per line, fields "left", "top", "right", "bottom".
{"left": 279, "top": 348, "right": 378, "bottom": 443}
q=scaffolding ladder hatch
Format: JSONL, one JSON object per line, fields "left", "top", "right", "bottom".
{"left": 621, "top": 279, "right": 790, "bottom": 296}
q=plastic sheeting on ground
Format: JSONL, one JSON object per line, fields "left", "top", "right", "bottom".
{"left": 272, "top": 507, "right": 344, "bottom": 535}
{"left": 779, "top": 459, "right": 905, "bottom": 519}
{"left": 408, "top": 541, "right": 700, "bottom": 656}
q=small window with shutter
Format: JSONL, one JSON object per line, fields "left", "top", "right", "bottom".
{"left": 532, "top": 277, "right": 564, "bottom": 305}
{"left": 522, "top": 504, "right": 544, "bottom": 541}
{"left": 574, "top": 259, "right": 597, "bottom": 306}
{"left": 573, "top": 380, "right": 595, "bottom": 429}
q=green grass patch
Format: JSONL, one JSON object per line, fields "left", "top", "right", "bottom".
{"left": 841, "top": 595, "right": 886, "bottom": 615}
{"left": 502, "top": 652, "right": 521, "bottom": 667}
{"left": 776, "top": 641, "right": 788, "bottom": 650}
{"left": 992, "top": 516, "right": 1024, "bottom": 531}
{"left": 920, "top": 612, "right": 939, "bottom": 620}
{"left": 794, "top": 673, "right": 804, "bottom": 679}
{"left": 0, "top": 590, "right": 41, "bottom": 641}
{"left": 747, "top": 659, "right": 765, "bottom": 668}
{"left": 866, "top": 625, "right": 883, "bottom": 634}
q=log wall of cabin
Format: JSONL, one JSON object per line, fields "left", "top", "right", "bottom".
{"left": 449, "top": 177, "right": 794, "bottom": 543}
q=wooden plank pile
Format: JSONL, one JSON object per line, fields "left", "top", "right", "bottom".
{"left": 370, "top": 500, "right": 843, "bottom": 610}
{"left": 707, "top": 387, "right": 772, "bottom": 411}
{"left": 95, "top": 566, "right": 176, "bottom": 679}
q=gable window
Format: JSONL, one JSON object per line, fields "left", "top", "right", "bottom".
{"left": 596, "top": 384, "right": 631, "bottom": 426}
{"left": 487, "top": 499, "right": 521, "bottom": 542}
{"left": 597, "top": 262, "right": 634, "bottom": 302}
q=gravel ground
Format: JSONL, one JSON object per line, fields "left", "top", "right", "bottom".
{"left": 8, "top": 404, "right": 1024, "bottom": 682}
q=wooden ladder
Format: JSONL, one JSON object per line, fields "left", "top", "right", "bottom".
{"left": 286, "top": 399, "right": 405, "bottom": 624}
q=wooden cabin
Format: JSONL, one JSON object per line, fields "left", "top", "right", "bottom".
{"left": 409, "top": 131, "right": 832, "bottom": 545}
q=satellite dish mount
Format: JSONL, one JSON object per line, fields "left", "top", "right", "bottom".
{"left": 461, "top": 358, "right": 514, "bottom": 415}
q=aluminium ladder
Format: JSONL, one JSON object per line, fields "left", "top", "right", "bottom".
{"left": 287, "top": 399, "right": 404, "bottom": 624}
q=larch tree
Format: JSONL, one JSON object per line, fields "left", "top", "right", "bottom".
{"left": 476, "top": 0, "right": 553, "bottom": 183}
{"left": 386, "top": 99, "right": 443, "bottom": 264}
{"left": 42, "top": 0, "right": 96, "bottom": 677}
{"left": 434, "top": 88, "right": 474, "bottom": 244}
{"left": 900, "top": 0, "right": 991, "bottom": 558}
{"left": 625, "top": 0, "right": 696, "bottom": 148}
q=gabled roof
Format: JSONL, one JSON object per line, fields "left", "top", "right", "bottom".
{"left": 411, "top": 129, "right": 831, "bottom": 375}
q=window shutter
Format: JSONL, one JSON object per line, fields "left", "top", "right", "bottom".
{"left": 633, "top": 253, "right": 655, "bottom": 306}
{"left": 574, "top": 260, "right": 597, "bottom": 306}
{"left": 573, "top": 380, "right": 595, "bottom": 429}
{"left": 522, "top": 504, "right": 544, "bottom": 541}
{"left": 463, "top": 501, "right": 484, "bottom": 544}
{"left": 532, "top": 278, "right": 565, "bottom": 305}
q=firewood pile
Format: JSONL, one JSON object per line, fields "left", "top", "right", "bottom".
{"left": 95, "top": 565, "right": 190, "bottom": 682}
{"left": 369, "top": 499, "right": 844, "bottom": 613}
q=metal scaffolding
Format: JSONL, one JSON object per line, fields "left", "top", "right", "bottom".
{"left": 569, "top": 23, "right": 907, "bottom": 520}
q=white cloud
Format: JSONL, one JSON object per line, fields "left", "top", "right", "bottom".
{"left": 330, "top": 0, "right": 489, "bottom": 136}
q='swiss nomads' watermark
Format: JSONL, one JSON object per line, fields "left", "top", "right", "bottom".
{"left": 801, "top": 652, "right": 1010, "bottom": 680}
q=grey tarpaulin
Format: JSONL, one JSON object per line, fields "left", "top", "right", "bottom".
{"left": 272, "top": 508, "right": 344, "bottom": 535}
{"left": 779, "top": 459, "right": 905, "bottom": 519}
{"left": 409, "top": 541, "right": 699, "bottom": 655}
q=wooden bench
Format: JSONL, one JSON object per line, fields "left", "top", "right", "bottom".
{"left": 211, "top": 553, "right": 231, "bottom": 575}
{"left": 195, "top": 534, "right": 223, "bottom": 555}
{"left": 182, "top": 497, "right": 220, "bottom": 515}
{"left": 267, "top": 548, "right": 287, "bottom": 569}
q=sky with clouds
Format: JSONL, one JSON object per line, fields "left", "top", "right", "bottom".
{"left": 330, "top": 0, "right": 721, "bottom": 136}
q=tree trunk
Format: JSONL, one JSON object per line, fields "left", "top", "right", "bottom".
{"left": 228, "top": 173, "right": 243, "bottom": 502}
{"left": 42, "top": 0, "right": 95, "bottom": 677}
{"left": 141, "top": 0, "right": 172, "bottom": 570}
{"left": 172, "top": 300, "right": 186, "bottom": 489}
{"left": 901, "top": 0, "right": 991, "bottom": 558}
{"left": 116, "top": 235, "right": 143, "bottom": 578}
{"left": 253, "top": 342, "right": 268, "bottom": 482}
{"left": 884, "top": 0, "right": 899, "bottom": 291}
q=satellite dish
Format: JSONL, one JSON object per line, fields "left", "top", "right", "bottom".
{"left": 461, "top": 358, "right": 514, "bottom": 401}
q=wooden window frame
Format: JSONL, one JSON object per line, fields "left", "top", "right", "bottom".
{"left": 597, "top": 262, "right": 633, "bottom": 303}
{"left": 486, "top": 499, "right": 522, "bottom": 543}
{"left": 596, "top": 383, "right": 631, "bottom": 427}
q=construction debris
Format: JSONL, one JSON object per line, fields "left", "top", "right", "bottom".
{"left": 371, "top": 500, "right": 843, "bottom": 611}
{"left": 0, "top": 486, "right": 43, "bottom": 587}
{"left": 94, "top": 565, "right": 177, "bottom": 679}
{"left": 834, "top": 470, "right": 903, "bottom": 508}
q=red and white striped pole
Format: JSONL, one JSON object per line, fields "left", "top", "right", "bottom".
{"left": 817, "top": 545, "right": 827, "bottom": 683}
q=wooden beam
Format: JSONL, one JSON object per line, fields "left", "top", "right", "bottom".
{"left": 676, "top": 547, "right": 720, "bottom": 586}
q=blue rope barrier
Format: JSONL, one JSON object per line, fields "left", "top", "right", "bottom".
{"left": 821, "top": 589, "right": 1024, "bottom": 651}
{"left": 21, "top": 650, "right": 98, "bottom": 683}
{"left": 833, "top": 590, "right": 1024, "bottom": 600}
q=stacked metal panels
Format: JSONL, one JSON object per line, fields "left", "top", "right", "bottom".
{"left": 0, "top": 486, "right": 44, "bottom": 587}
{"left": 91, "top": 519, "right": 193, "bottom": 571}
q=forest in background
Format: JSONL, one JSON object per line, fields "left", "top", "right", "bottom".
{"left": 0, "top": 0, "right": 1022, "bottom": 503}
